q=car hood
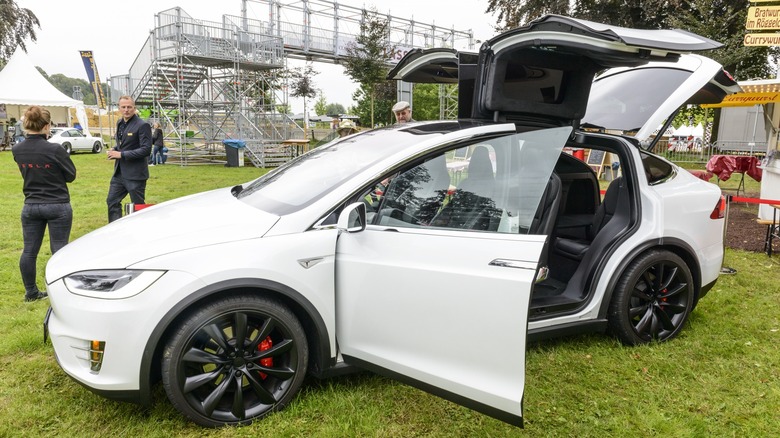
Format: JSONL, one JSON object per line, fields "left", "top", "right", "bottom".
{"left": 46, "top": 188, "right": 280, "bottom": 281}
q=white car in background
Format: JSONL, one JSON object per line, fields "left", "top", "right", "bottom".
{"left": 49, "top": 127, "right": 104, "bottom": 154}
{"left": 43, "top": 15, "right": 738, "bottom": 428}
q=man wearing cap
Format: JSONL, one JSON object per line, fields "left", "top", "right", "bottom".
{"left": 392, "top": 101, "right": 415, "bottom": 124}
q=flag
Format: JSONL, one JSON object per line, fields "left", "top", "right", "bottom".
{"left": 79, "top": 50, "right": 107, "bottom": 109}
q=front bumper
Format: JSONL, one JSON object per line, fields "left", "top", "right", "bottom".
{"left": 45, "top": 270, "right": 204, "bottom": 397}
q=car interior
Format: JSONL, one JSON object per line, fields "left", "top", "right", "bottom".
{"left": 360, "top": 131, "right": 637, "bottom": 321}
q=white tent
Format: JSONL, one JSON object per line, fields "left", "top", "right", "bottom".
{"left": 0, "top": 47, "right": 84, "bottom": 129}
{"left": 671, "top": 123, "right": 704, "bottom": 138}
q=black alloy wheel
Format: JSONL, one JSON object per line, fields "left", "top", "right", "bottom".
{"left": 92, "top": 141, "right": 103, "bottom": 153}
{"left": 162, "top": 295, "right": 308, "bottom": 427}
{"left": 63, "top": 142, "right": 72, "bottom": 154}
{"left": 608, "top": 250, "right": 694, "bottom": 345}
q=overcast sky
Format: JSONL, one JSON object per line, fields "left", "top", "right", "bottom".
{"left": 14, "top": 0, "right": 499, "bottom": 113}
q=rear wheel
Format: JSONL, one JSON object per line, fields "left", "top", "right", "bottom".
{"left": 62, "top": 142, "right": 72, "bottom": 154}
{"left": 92, "top": 141, "right": 103, "bottom": 153}
{"left": 608, "top": 250, "right": 694, "bottom": 345}
{"left": 162, "top": 295, "right": 308, "bottom": 427}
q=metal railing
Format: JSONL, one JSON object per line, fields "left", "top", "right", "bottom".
{"left": 650, "top": 139, "right": 767, "bottom": 166}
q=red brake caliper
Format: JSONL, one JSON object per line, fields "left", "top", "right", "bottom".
{"left": 258, "top": 336, "right": 273, "bottom": 379}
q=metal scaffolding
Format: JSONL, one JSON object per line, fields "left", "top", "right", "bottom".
{"left": 111, "top": 3, "right": 474, "bottom": 167}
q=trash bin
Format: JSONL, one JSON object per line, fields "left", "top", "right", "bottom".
{"left": 222, "top": 139, "right": 246, "bottom": 167}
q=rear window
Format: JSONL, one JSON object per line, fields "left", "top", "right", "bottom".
{"left": 584, "top": 68, "right": 690, "bottom": 132}
{"left": 641, "top": 151, "right": 675, "bottom": 184}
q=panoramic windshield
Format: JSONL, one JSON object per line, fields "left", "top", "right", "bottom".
{"left": 236, "top": 127, "right": 455, "bottom": 215}
{"left": 583, "top": 67, "right": 690, "bottom": 133}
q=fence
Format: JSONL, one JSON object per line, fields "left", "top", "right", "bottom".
{"left": 652, "top": 138, "right": 767, "bottom": 166}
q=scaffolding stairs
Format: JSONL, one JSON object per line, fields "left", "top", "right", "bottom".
{"left": 133, "top": 61, "right": 207, "bottom": 106}
{"left": 123, "top": 7, "right": 297, "bottom": 167}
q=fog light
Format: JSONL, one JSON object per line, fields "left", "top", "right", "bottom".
{"left": 89, "top": 340, "right": 105, "bottom": 372}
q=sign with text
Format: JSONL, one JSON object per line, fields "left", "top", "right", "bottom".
{"left": 744, "top": 32, "right": 780, "bottom": 46}
{"left": 746, "top": 6, "right": 780, "bottom": 30}
{"left": 79, "top": 50, "right": 106, "bottom": 109}
{"left": 701, "top": 92, "right": 780, "bottom": 108}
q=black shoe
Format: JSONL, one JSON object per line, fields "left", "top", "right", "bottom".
{"left": 24, "top": 292, "right": 48, "bottom": 302}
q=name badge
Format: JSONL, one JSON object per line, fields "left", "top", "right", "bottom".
{"left": 127, "top": 133, "right": 133, "bottom": 136}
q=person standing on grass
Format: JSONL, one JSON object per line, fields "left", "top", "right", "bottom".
{"left": 13, "top": 116, "right": 26, "bottom": 144}
{"left": 151, "top": 122, "right": 164, "bottom": 165}
{"left": 106, "top": 95, "right": 152, "bottom": 222}
{"left": 12, "top": 106, "right": 77, "bottom": 302}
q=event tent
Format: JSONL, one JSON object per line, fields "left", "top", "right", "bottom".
{"left": 0, "top": 47, "right": 83, "bottom": 128}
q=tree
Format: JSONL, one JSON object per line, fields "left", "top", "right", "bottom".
{"left": 666, "top": 0, "right": 778, "bottom": 81}
{"left": 37, "top": 67, "right": 98, "bottom": 105}
{"left": 411, "top": 84, "right": 444, "bottom": 121}
{"left": 325, "top": 103, "right": 346, "bottom": 116}
{"left": 486, "top": 0, "right": 676, "bottom": 31}
{"left": 351, "top": 80, "right": 395, "bottom": 127}
{"left": 0, "top": 0, "right": 39, "bottom": 63}
{"left": 313, "top": 93, "right": 327, "bottom": 116}
{"left": 342, "top": 9, "right": 395, "bottom": 127}
{"left": 485, "top": 0, "right": 775, "bottom": 81}
{"left": 288, "top": 62, "right": 319, "bottom": 136}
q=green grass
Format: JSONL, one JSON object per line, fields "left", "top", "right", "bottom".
{"left": 1, "top": 151, "right": 779, "bottom": 436}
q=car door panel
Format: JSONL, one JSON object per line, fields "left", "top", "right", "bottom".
{"left": 336, "top": 226, "right": 543, "bottom": 426}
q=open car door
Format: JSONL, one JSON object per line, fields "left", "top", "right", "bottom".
{"left": 390, "top": 14, "right": 730, "bottom": 126}
{"left": 334, "top": 126, "right": 572, "bottom": 427}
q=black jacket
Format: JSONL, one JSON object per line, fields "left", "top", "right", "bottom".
{"left": 114, "top": 114, "right": 152, "bottom": 180}
{"left": 152, "top": 128, "right": 164, "bottom": 148}
{"left": 12, "top": 134, "right": 77, "bottom": 204}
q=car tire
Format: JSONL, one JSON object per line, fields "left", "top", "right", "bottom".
{"left": 92, "top": 142, "right": 103, "bottom": 153}
{"left": 607, "top": 249, "right": 694, "bottom": 345}
{"left": 161, "top": 294, "right": 308, "bottom": 427}
{"left": 63, "top": 142, "right": 72, "bottom": 154}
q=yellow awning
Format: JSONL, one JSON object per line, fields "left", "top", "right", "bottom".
{"left": 701, "top": 92, "right": 780, "bottom": 108}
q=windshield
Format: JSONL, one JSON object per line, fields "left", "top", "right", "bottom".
{"left": 236, "top": 125, "right": 458, "bottom": 215}
{"left": 583, "top": 67, "right": 690, "bottom": 133}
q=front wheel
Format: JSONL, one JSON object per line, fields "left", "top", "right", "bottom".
{"left": 608, "top": 250, "right": 694, "bottom": 345}
{"left": 162, "top": 295, "right": 308, "bottom": 427}
{"left": 92, "top": 142, "right": 103, "bottom": 153}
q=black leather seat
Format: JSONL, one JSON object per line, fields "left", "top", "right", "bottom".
{"left": 529, "top": 173, "right": 562, "bottom": 236}
{"left": 554, "top": 177, "right": 623, "bottom": 260}
{"left": 431, "top": 146, "right": 498, "bottom": 230}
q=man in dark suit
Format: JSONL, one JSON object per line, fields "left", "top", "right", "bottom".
{"left": 106, "top": 95, "right": 152, "bottom": 222}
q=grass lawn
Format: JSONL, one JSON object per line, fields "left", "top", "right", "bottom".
{"left": 1, "top": 150, "right": 778, "bottom": 437}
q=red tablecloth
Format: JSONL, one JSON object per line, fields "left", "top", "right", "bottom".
{"left": 706, "top": 155, "right": 762, "bottom": 182}
{"left": 687, "top": 169, "right": 713, "bottom": 181}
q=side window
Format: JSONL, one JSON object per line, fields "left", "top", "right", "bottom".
{"left": 361, "top": 127, "right": 570, "bottom": 234}
{"left": 369, "top": 153, "right": 452, "bottom": 228}
{"left": 641, "top": 151, "right": 674, "bottom": 184}
{"left": 60, "top": 131, "right": 70, "bottom": 137}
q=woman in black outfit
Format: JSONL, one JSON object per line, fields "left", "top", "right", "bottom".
{"left": 12, "top": 106, "right": 77, "bottom": 302}
{"left": 151, "top": 122, "right": 164, "bottom": 165}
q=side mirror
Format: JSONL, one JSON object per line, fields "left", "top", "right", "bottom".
{"left": 337, "top": 202, "right": 366, "bottom": 233}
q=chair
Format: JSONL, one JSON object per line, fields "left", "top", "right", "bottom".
{"left": 554, "top": 177, "right": 623, "bottom": 260}
{"left": 457, "top": 146, "right": 495, "bottom": 198}
{"left": 529, "top": 173, "right": 562, "bottom": 236}
{"left": 431, "top": 146, "right": 498, "bottom": 230}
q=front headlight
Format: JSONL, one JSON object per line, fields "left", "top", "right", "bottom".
{"left": 63, "top": 270, "right": 165, "bottom": 299}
